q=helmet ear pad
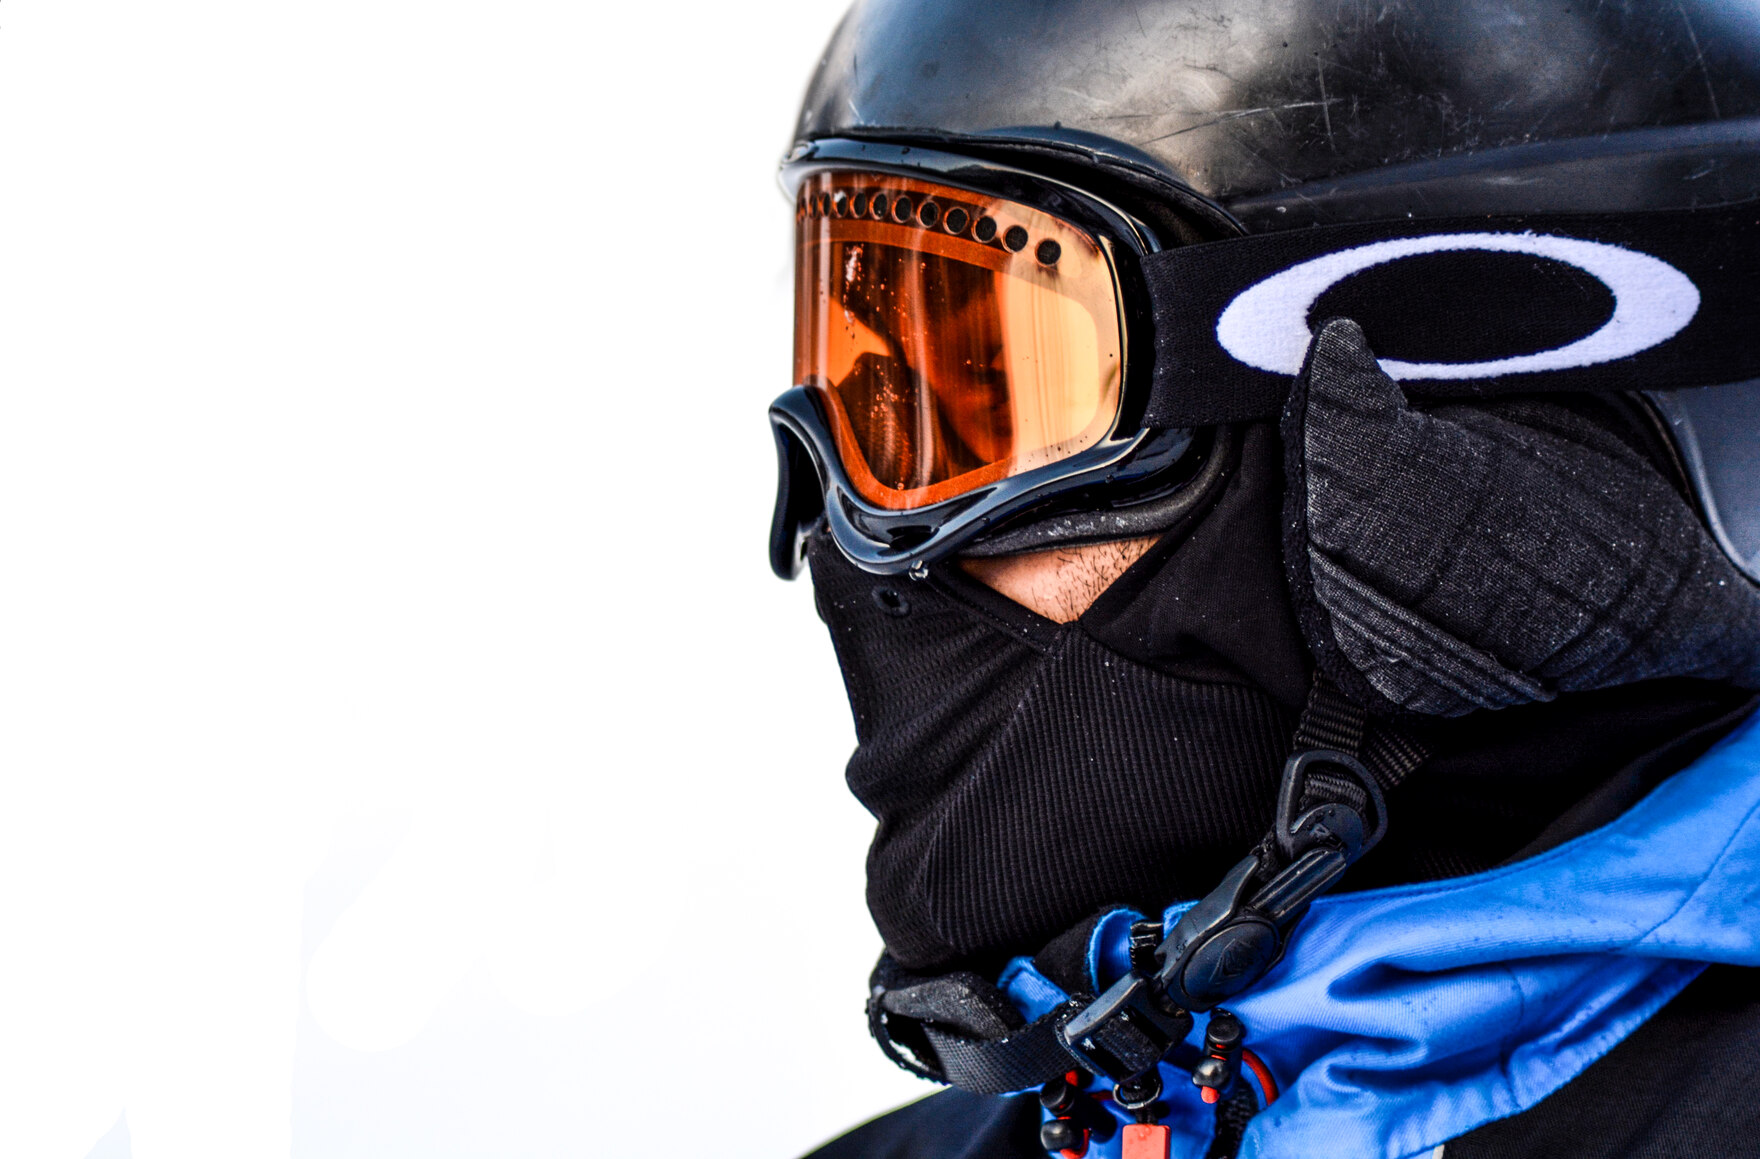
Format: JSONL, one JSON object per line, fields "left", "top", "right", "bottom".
{"left": 1281, "top": 318, "right": 1760, "bottom": 718}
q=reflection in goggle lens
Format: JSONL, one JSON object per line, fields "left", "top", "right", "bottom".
{"left": 793, "top": 171, "right": 1125, "bottom": 511}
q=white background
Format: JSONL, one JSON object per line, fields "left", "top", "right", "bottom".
{"left": 0, "top": 1, "right": 930, "bottom": 1155}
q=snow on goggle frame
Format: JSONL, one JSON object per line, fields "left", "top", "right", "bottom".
{"left": 771, "top": 142, "right": 1186, "bottom": 578}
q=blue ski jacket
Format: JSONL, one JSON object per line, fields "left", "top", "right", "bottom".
{"left": 996, "top": 708, "right": 1760, "bottom": 1159}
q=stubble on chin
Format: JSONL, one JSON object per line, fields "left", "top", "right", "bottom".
{"left": 959, "top": 535, "right": 1159, "bottom": 624}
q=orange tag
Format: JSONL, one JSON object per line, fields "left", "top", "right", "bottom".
{"left": 1122, "top": 1123, "right": 1171, "bottom": 1159}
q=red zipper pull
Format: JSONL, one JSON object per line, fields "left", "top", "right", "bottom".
{"left": 1121, "top": 1123, "right": 1171, "bottom": 1159}
{"left": 1193, "top": 1010, "right": 1246, "bottom": 1104}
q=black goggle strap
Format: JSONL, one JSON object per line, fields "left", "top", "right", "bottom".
{"left": 1141, "top": 198, "right": 1760, "bottom": 427}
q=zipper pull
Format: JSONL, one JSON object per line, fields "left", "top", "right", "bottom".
{"left": 1193, "top": 1010, "right": 1246, "bottom": 1104}
{"left": 1121, "top": 1124, "right": 1171, "bottom": 1159}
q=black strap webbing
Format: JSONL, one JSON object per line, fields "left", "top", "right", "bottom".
{"left": 1279, "top": 678, "right": 1426, "bottom": 847}
{"left": 1291, "top": 677, "right": 1428, "bottom": 799}
{"left": 866, "top": 957, "right": 1090, "bottom": 1093}
{"left": 1141, "top": 199, "right": 1760, "bottom": 427}
{"left": 914, "top": 1009, "right": 1082, "bottom": 1095}
{"left": 1291, "top": 677, "right": 1368, "bottom": 754}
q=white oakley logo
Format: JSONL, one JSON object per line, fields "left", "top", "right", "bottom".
{"left": 1215, "top": 232, "right": 1701, "bottom": 380}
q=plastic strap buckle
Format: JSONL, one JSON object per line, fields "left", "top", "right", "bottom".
{"left": 1058, "top": 749, "right": 1386, "bottom": 1083}
{"left": 1158, "top": 748, "right": 1384, "bottom": 1011}
{"left": 1059, "top": 971, "right": 1194, "bottom": 1083}
{"left": 1275, "top": 748, "right": 1387, "bottom": 863}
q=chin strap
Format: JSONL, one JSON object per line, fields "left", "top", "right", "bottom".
{"left": 866, "top": 677, "right": 1426, "bottom": 1098}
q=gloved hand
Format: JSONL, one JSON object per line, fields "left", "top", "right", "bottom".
{"left": 1282, "top": 317, "right": 1760, "bottom": 717}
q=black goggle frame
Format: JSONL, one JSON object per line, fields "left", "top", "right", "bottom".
{"left": 770, "top": 139, "right": 1198, "bottom": 579}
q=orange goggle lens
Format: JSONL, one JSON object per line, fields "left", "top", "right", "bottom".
{"left": 793, "top": 171, "right": 1125, "bottom": 511}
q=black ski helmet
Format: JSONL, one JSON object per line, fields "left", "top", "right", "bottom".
{"left": 773, "top": 0, "right": 1760, "bottom": 581}
{"left": 798, "top": 0, "right": 1760, "bottom": 219}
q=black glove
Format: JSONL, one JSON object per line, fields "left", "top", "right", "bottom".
{"left": 1283, "top": 317, "right": 1760, "bottom": 717}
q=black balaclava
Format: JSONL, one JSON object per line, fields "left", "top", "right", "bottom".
{"left": 811, "top": 324, "right": 1760, "bottom": 978}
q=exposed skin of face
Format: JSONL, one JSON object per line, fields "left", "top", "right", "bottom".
{"left": 959, "top": 535, "right": 1160, "bottom": 624}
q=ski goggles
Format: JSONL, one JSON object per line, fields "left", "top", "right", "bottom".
{"left": 772, "top": 139, "right": 1760, "bottom": 579}
{"left": 771, "top": 141, "right": 1192, "bottom": 577}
